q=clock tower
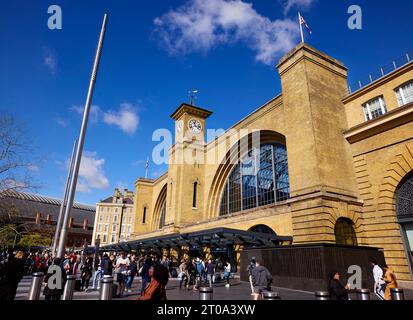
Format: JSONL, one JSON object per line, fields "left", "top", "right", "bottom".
{"left": 170, "top": 103, "right": 213, "bottom": 144}
{"left": 163, "top": 103, "right": 213, "bottom": 228}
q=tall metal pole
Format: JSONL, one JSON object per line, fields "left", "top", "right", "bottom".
{"left": 298, "top": 12, "right": 304, "bottom": 43}
{"left": 52, "top": 139, "right": 77, "bottom": 256}
{"left": 57, "top": 14, "right": 108, "bottom": 259}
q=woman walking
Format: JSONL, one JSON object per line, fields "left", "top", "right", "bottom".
{"left": 383, "top": 265, "right": 398, "bottom": 300}
{"left": 139, "top": 265, "right": 169, "bottom": 301}
{"left": 80, "top": 257, "right": 93, "bottom": 292}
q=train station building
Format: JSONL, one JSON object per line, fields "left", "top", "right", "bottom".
{"left": 99, "top": 43, "right": 413, "bottom": 282}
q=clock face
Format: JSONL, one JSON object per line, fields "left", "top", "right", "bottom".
{"left": 176, "top": 120, "right": 183, "bottom": 133}
{"left": 188, "top": 119, "right": 202, "bottom": 134}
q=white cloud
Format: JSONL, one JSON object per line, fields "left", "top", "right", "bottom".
{"left": 103, "top": 103, "right": 139, "bottom": 135}
{"left": 70, "top": 105, "right": 101, "bottom": 123}
{"left": 43, "top": 51, "right": 57, "bottom": 74}
{"left": 56, "top": 117, "right": 69, "bottom": 128}
{"left": 153, "top": 0, "right": 299, "bottom": 65}
{"left": 132, "top": 159, "right": 145, "bottom": 167}
{"left": 77, "top": 151, "right": 109, "bottom": 193}
{"left": 28, "top": 165, "right": 40, "bottom": 173}
{"left": 283, "top": 0, "right": 315, "bottom": 15}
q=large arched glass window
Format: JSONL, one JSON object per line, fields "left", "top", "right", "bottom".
{"left": 219, "top": 143, "right": 290, "bottom": 216}
{"left": 335, "top": 218, "right": 358, "bottom": 246}
{"left": 397, "top": 173, "right": 413, "bottom": 219}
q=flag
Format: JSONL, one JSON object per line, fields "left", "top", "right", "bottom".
{"left": 145, "top": 157, "right": 149, "bottom": 178}
{"left": 300, "top": 14, "right": 312, "bottom": 34}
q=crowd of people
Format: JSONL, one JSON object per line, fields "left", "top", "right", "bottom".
{"left": 177, "top": 257, "right": 233, "bottom": 290}
{"left": 1, "top": 248, "right": 404, "bottom": 301}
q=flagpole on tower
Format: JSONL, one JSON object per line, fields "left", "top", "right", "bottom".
{"left": 145, "top": 157, "right": 149, "bottom": 179}
{"left": 298, "top": 12, "right": 304, "bottom": 43}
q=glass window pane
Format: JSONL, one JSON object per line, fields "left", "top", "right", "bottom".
{"left": 229, "top": 164, "right": 242, "bottom": 213}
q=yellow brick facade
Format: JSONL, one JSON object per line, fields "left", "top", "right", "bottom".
{"left": 127, "top": 44, "right": 413, "bottom": 281}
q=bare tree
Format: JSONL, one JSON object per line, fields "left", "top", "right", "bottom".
{"left": 0, "top": 114, "right": 39, "bottom": 193}
{"left": 0, "top": 114, "right": 40, "bottom": 248}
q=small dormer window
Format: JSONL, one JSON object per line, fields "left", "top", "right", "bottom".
{"left": 362, "top": 96, "right": 387, "bottom": 121}
{"left": 395, "top": 81, "right": 413, "bottom": 107}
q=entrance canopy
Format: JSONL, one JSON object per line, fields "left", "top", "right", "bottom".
{"left": 100, "top": 227, "right": 293, "bottom": 253}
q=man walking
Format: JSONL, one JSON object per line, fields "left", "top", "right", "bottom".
{"left": 371, "top": 260, "right": 385, "bottom": 300}
{"left": 251, "top": 260, "right": 272, "bottom": 293}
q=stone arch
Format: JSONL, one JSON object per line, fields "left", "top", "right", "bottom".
{"left": 206, "top": 130, "right": 288, "bottom": 219}
{"left": 248, "top": 224, "right": 277, "bottom": 235}
{"left": 377, "top": 143, "right": 413, "bottom": 210}
{"left": 151, "top": 184, "right": 167, "bottom": 231}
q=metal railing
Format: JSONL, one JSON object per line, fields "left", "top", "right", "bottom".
{"left": 344, "top": 51, "right": 413, "bottom": 98}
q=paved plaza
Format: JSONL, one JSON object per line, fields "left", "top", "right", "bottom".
{"left": 14, "top": 275, "right": 413, "bottom": 301}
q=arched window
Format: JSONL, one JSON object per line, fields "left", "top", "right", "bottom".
{"left": 193, "top": 181, "right": 198, "bottom": 208}
{"left": 335, "top": 218, "right": 358, "bottom": 246}
{"left": 219, "top": 143, "right": 290, "bottom": 216}
{"left": 159, "top": 200, "right": 166, "bottom": 229}
{"left": 249, "top": 225, "right": 277, "bottom": 235}
{"left": 396, "top": 173, "right": 413, "bottom": 219}
{"left": 142, "top": 207, "right": 147, "bottom": 224}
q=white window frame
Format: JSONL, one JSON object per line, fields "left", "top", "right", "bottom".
{"left": 363, "top": 96, "right": 387, "bottom": 121}
{"left": 396, "top": 81, "right": 413, "bottom": 107}
{"left": 112, "top": 224, "right": 117, "bottom": 232}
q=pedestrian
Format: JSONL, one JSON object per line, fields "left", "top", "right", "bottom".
{"left": 206, "top": 259, "right": 216, "bottom": 288}
{"left": 251, "top": 260, "right": 272, "bottom": 293}
{"left": 126, "top": 255, "right": 137, "bottom": 293}
{"left": 178, "top": 259, "right": 188, "bottom": 289}
{"left": 140, "top": 254, "right": 153, "bottom": 294}
{"left": 223, "top": 261, "right": 231, "bottom": 287}
{"left": 100, "top": 253, "right": 114, "bottom": 276}
{"left": 92, "top": 255, "right": 104, "bottom": 290}
{"left": 115, "top": 252, "right": 130, "bottom": 298}
{"left": 195, "top": 257, "right": 205, "bottom": 289}
{"left": 139, "top": 264, "right": 168, "bottom": 301}
{"left": 371, "top": 260, "right": 385, "bottom": 300}
{"left": 328, "top": 271, "right": 350, "bottom": 300}
{"left": 0, "top": 250, "right": 26, "bottom": 300}
{"left": 80, "top": 257, "right": 93, "bottom": 292}
{"left": 43, "top": 258, "right": 67, "bottom": 301}
{"left": 382, "top": 265, "right": 398, "bottom": 301}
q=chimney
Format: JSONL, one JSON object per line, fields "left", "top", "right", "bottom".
{"left": 83, "top": 218, "right": 88, "bottom": 230}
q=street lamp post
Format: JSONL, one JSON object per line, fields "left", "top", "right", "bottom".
{"left": 56, "top": 14, "right": 108, "bottom": 259}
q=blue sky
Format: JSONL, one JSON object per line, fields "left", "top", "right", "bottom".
{"left": 0, "top": 0, "right": 412, "bottom": 205}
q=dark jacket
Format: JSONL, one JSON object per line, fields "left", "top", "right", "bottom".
{"left": 81, "top": 261, "right": 93, "bottom": 279}
{"left": 251, "top": 266, "right": 272, "bottom": 288}
{"left": 101, "top": 257, "right": 113, "bottom": 276}
{"left": 141, "top": 258, "right": 153, "bottom": 280}
{"left": 328, "top": 279, "right": 349, "bottom": 300}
